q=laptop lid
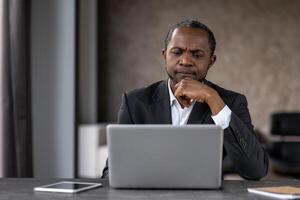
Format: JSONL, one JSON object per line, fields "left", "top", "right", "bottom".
{"left": 107, "top": 124, "right": 223, "bottom": 189}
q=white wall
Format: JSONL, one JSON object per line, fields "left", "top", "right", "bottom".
{"left": 31, "top": 0, "right": 75, "bottom": 178}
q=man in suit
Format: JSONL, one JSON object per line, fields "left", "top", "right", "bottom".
{"left": 102, "top": 20, "right": 268, "bottom": 180}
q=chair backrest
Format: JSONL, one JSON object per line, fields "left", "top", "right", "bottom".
{"left": 271, "top": 113, "right": 300, "bottom": 136}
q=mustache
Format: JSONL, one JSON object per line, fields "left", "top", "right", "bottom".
{"left": 175, "top": 69, "right": 197, "bottom": 75}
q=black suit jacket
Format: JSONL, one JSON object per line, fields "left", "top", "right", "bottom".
{"left": 102, "top": 80, "right": 269, "bottom": 180}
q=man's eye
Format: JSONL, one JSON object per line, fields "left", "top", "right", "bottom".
{"left": 192, "top": 53, "right": 203, "bottom": 58}
{"left": 171, "top": 50, "right": 182, "bottom": 55}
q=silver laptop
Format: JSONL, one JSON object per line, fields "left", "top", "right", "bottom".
{"left": 107, "top": 124, "right": 223, "bottom": 189}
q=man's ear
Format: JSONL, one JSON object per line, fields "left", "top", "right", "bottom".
{"left": 162, "top": 49, "right": 166, "bottom": 59}
{"left": 208, "top": 55, "right": 216, "bottom": 69}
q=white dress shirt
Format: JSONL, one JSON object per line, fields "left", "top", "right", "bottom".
{"left": 168, "top": 79, "right": 232, "bottom": 129}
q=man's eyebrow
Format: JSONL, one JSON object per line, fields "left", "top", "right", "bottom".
{"left": 170, "top": 47, "right": 183, "bottom": 50}
{"left": 170, "top": 47, "right": 205, "bottom": 52}
{"left": 190, "top": 49, "right": 205, "bottom": 53}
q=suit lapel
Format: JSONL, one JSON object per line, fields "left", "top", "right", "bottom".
{"left": 147, "top": 79, "right": 218, "bottom": 124}
{"left": 149, "top": 80, "right": 172, "bottom": 124}
{"left": 187, "top": 102, "right": 212, "bottom": 124}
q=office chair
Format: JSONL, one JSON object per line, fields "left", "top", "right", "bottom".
{"left": 267, "top": 113, "right": 300, "bottom": 176}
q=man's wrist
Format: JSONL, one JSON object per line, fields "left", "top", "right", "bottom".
{"left": 211, "top": 105, "right": 232, "bottom": 129}
{"left": 207, "top": 92, "right": 225, "bottom": 115}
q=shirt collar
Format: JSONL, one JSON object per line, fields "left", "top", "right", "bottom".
{"left": 168, "top": 79, "right": 177, "bottom": 106}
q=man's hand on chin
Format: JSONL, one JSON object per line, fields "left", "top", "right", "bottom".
{"left": 174, "top": 78, "right": 225, "bottom": 115}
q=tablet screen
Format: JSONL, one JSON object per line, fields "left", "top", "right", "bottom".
{"left": 34, "top": 181, "right": 102, "bottom": 193}
{"left": 44, "top": 182, "right": 90, "bottom": 189}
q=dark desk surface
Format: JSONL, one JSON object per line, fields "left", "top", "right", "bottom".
{"left": 1, "top": 178, "right": 300, "bottom": 200}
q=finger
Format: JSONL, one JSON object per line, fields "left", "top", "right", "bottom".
{"left": 175, "top": 82, "right": 184, "bottom": 89}
{"left": 182, "top": 101, "right": 190, "bottom": 108}
{"left": 179, "top": 97, "right": 191, "bottom": 108}
{"left": 197, "top": 99, "right": 204, "bottom": 103}
{"left": 181, "top": 95, "right": 192, "bottom": 107}
{"left": 175, "top": 92, "right": 190, "bottom": 107}
{"left": 175, "top": 88, "right": 192, "bottom": 103}
{"left": 174, "top": 83, "right": 186, "bottom": 95}
{"left": 184, "top": 77, "right": 193, "bottom": 81}
{"left": 174, "top": 88, "right": 182, "bottom": 98}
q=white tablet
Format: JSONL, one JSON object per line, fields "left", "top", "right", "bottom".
{"left": 34, "top": 181, "right": 102, "bottom": 193}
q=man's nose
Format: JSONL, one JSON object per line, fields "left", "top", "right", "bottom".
{"left": 180, "top": 53, "right": 193, "bottom": 66}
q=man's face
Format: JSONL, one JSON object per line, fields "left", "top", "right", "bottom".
{"left": 163, "top": 27, "right": 216, "bottom": 85}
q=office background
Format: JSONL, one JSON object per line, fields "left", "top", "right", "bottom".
{"left": 103, "top": 0, "right": 300, "bottom": 132}
{"left": 1, "top": 0, "right": 300, "bottom": 178}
